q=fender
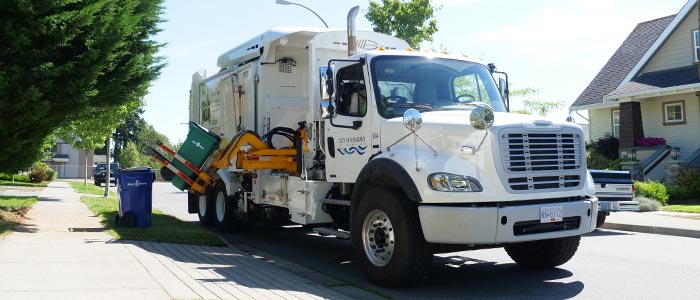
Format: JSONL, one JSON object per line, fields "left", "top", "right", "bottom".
{"left": 350, "top": 158, "right": 422, "bottom": 218}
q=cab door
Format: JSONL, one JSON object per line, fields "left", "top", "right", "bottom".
{"left": 324, "top": 62, "right": 373, "bottom": 183}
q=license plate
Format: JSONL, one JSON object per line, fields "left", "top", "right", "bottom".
{"left": 540, "top": 206, "right": 563, "bottom": 223}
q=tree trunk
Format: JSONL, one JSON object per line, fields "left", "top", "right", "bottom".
{"left": 84, "top": 151, "right": 88, "bottom": 186}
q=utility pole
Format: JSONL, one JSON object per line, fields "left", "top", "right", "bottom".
{"left": 104, "top": 137, "right": 110, "bottom": 197}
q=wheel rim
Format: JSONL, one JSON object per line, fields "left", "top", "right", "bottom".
{"left": 361, "top": 209, "right": 395, "bottom": 267}
{"left": 198, "top": 196, "right": 207, "bottom": 216}
{"left": 216, "top": 191, "right": 226, "bottom": 222}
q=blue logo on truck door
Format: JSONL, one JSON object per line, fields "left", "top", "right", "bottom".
{"left": 338, "top": 145, "right": 367, "bottom": 155}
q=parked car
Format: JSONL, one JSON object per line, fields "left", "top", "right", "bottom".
{"left": 94, "top": 163, "right": 120, "bottom": 186}
{"left": 590, "top": 169, "right": 638, "bottom": 228}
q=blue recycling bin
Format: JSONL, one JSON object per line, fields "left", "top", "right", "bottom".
{"left": 115, "top": 167, "right": 156, "bottom": 228}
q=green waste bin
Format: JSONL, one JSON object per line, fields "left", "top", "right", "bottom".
{"left": 171, "top": 122, "right": 221, "bottom": 190}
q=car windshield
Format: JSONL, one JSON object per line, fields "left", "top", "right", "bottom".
{"left": 370, "top": 56, "right": 506, "bottom": 118}
{"left": 97, "top": 163, "right": 119, "bottom": 171}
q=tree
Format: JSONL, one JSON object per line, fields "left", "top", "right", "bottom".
{"left": 510, "top": 87, "right": 564, "bottom": 117}
{"left": 366, "top": 0, "right": 438, "bottom": 49}
{"left": 113, "top": 109, "right": 147, "bottom": 162}
{"left": 0, "top": 0, "right": 165, "bottom": 173}
{"left": 56, "top": 101, "right": 142, "bottom": 184}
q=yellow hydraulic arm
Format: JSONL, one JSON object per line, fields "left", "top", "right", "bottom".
{"left": 188, "top": 128, "right": 308, "bottom": 195}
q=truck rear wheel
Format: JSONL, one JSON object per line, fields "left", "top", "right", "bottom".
{"left": 596, "top": 214, "right": 607, "bottom": 228}
{"left": 215, "top": 184, "right": 252, "bottom": 232}
{"left": 197, "top": 190, "right": 216, "bottom": 227}
{"left": 505, "top": 235, "right": 580, "bottom": 268}
{"left": 351, "top": 187, "right": 431, "bottom": 287}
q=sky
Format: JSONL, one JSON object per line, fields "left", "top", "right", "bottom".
{"left": 143, "top": 0, "right": 689, "bottom": 143}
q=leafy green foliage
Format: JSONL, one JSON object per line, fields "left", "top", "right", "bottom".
{"left": 666, "top": 186, "right": 694, "bottom": 200}
{"left": 509, "top": 87, "right": 564, "bottom": 117}
{"left": 0, "top": 0, "right": 165, "bottom": 173}
{"left": 586, "top": 149, "right": 612, "bottom": 170}
{"left": 588, "top": 134, "right": 619, "bottom": 161}
{"left": 634, "top": 181, "right": 668, "bottom": 205}
{"left": 676, "top": 169, "right": 700, "bottom": 196}
{"left": 366, "top": 0, "right": 438, "bottom": 49}
{"left": 27, "top": 162, "right": 55, "bottom": 183}
{"left": 0, "top": 173, "right": 30, "bottom": 182}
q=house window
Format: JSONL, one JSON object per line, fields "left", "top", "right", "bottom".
{"left": 611, "top": 109, "right": 620, "bottom": 137}
{"left": 695, "top": 30, "right": 700, "bottom": 63}
{"left": 663, "top": 100, "right": 686, "bottom": 125}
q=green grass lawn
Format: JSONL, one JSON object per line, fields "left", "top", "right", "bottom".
{"left": 663, "top": 204, "right": 700, "bottom": 214}
{"left": 0, "top": 196, "right": 38, "bottom": 237}
{"left": 68, "top": 181, "right": 115, "bottom": 197}
{"left": 81, "top": 196, "right": 224, "bottom": 246}
{"left": 0, "top": 180, "right": 48, "bottom": 187}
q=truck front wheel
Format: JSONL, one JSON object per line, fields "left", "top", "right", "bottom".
{"left": 197, "top": 190, "right": 216, "bottom": 227}
{"left": 596, "top": 214, "right": 607, "bottom": 228}
{"left": 351, "top": 187, "right": 431, "bottom": 287}
{"left": 504, "top": 235, "right": 580, "bottom": 268}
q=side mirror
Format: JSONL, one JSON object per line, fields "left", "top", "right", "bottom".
{"left": 403, "top": 108, "right": 422, "bottom": 131}
{"left": 498, "top": 77, "right": 508, "bottom": 99}
{"left": 322, "top": 100, "right": 336, "bottom": 119}
{"left": 470, "top": 105, "right": 494, "bottom": 130}
{"left": 325, "top": 67, "right": 334, "bottom": 97}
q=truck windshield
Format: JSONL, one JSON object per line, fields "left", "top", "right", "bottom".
{"left": 370, "top": 56, "right": 506, "bottom": 118}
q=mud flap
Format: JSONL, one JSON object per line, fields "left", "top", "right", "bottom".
{"left": 187, "top": 191, "right": 198, "bottom": 214}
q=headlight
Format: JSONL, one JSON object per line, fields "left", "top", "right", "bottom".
{"left": 428, "top": 173, "right": 482, "bottom": 192}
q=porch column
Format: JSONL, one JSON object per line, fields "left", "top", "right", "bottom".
{"left": 618, "top": 101, "right": 644, "bottom": 148}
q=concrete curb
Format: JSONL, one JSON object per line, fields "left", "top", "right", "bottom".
{"left": 601, "top": 222, "right": 700, "bottom": 239}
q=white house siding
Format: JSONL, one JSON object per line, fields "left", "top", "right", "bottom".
{"left": 642, "top": 9, "right": 699, "bottom": 74}
{"left": 588, "top": 107, "right": 615, "bottom": 142}
{"left": 640, "top": 93, "right": 700, "bottom": 160}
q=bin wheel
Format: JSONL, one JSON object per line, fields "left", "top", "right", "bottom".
{"left": 117, "top": 212, "right": 134, "bottom": 227}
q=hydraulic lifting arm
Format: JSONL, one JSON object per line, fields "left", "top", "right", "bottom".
{"left": 152, "top": 125, "right": 309, "bottom": 196}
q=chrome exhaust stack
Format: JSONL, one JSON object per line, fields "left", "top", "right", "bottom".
{"left": 347, "top": 6, "right": 359, "bottom": 56}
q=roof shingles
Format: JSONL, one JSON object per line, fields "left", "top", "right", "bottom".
{"left": 570, "top": 15, "right": 675, "bottom": 108}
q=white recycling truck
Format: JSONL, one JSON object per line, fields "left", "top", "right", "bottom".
{"left": 175, "top": 7, "right": 598, "bottom": 287}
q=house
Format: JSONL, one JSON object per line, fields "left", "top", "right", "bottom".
{"left": 47, "top": 138, "right": 94, "bottom": 179}
{"left": 570, "top": 0, "right": 700, "bottom": 180}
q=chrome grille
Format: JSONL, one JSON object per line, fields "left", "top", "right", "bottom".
{"left": 499, "top": 130, "right": 583, "bottom": 192}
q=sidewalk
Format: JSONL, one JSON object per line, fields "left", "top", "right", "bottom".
{"left": 602, "top": 211, "right": 700, "bottom": 239}
{"left": 0, "top": 181, "right": 350, "bottom": 299}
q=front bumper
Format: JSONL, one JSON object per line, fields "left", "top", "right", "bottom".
{"left": 418, "top": 196, "right": 598, "bottom": 244}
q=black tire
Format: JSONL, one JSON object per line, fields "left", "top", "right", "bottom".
{"left": 197, "top": 189, "right": 216, "bottom": 227}
{"left": 351, "top": 187, "right": 432, "bottom": 287}
{"left": 596, "top": 214, "right": 607, "bottom": 228}
{"left": 214, "top": 183, "right": 252, "bottom": 233}
{"left": 505, "top": 235, "right": 581, "bottom": 268}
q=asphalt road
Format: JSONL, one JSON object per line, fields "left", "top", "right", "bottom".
{"left": 151, "top": 182, "right": 700, "bottom": 299}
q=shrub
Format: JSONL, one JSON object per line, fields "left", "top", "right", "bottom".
{"left": 666, "top": 185, "right": 693, "bottom": 200}
{"left": 634, "top": 181, "right": 668, "bottom": 205}
{"left": 28, "top": 162, "right": 54, "bottom": 183}
{"left": 586, "top": 149, "right": 612, "bottom": 170}
{"left": 637, "top": 196, "right": 661, "bottom": 212}
{"left": 676, "top": 169, "right": 700, "bottom": 195}
{"left": 588, "top": 134, "right": 619, "bottom": 160}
